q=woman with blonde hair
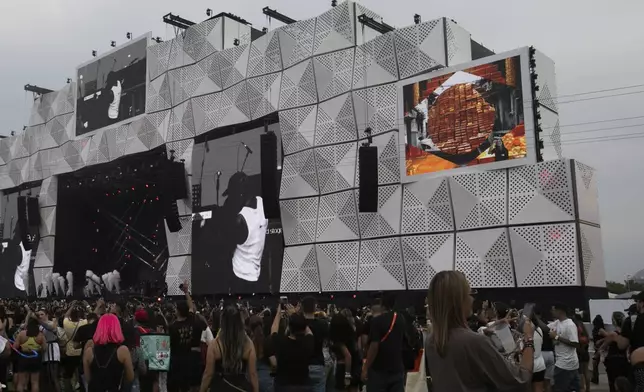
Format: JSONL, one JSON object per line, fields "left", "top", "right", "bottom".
{"left": 425, "top": 271, "right": 535, "bottom": 391}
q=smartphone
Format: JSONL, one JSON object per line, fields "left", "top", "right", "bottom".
{"left": 518, "top": 302, "right": 536, "bottom": 333}
{"left": 279, "top": 296, "right": 288, "bottom": 304}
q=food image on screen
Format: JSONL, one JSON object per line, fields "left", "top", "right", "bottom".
{"left": 191, "top": 123, "right": 284, "bottom": 295}
{"left": 76, "top": 36, "right": 148, "bottom": 136}
{"left": 403, "top": 55, "right": 527, "bottom": 176}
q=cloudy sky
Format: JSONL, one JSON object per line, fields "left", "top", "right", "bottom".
{"left": 1, "top": 0, "right": 642, "bottom": 281}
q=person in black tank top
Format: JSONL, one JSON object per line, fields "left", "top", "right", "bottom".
{"left": 83, "top": 314, "right": 134, "bottom": 392}
{"left": 199, "top": 305, "right": 258, "bottom": 392}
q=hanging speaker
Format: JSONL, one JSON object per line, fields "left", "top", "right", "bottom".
{"left": 358, "top": 146, "right": 378, "bottom": 212}
{"left": 164, "top": 198, "right": 182, "bottom": 233}
{"left": 17, "top": 196, "right": 32, "bottom": 250}
{"left": 27, "top": 197, "right": 40, "bottom": 226}
{"left": 261, "top": 132, "right": 279, "bottom": 219}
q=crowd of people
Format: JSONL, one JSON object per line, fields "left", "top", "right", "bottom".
{"left": 0, "top": 272, "right": 641, "bottom": 392}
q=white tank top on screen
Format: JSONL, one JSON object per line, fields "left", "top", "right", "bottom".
{"left": 108, "top": 81, "right": 122, "bottom": 120}
{"left": 232, "top": 197, "right": 268, "bottom": 282}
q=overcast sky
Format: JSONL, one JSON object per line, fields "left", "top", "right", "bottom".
{"left": 1, "top": 0, "right": 642, "bottom": 282}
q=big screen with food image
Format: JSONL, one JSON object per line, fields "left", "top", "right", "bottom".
{"left": 402, "top": 55, "right": 527, "bottom": 177}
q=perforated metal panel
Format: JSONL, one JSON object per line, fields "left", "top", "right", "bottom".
{"left": 456, "top": 228, "right": 514, "bottom": 288}
{"left": 279, "top": 59, "right": 318, "bottom": 110}
{"left": 394, "top": 19, "right": 445, "bottom": 79}
{"left": 317, "top": 241, "right": 359, "bottom": 291}
{"left": 165, "top": 255, "right": 192, "bottom": 296}
{"left": 247, "top": 30, "right": 283, "bottom": 78}
{"left": 508, "top": 160, "right": 574, "bottom": 224}
{"left": 401, "top": 177, "right": 453, "bottom": 234}
{"left": 314, "top": 47, "right": 355, "bottom": 102}
{"left": 148, "top": 39, "right": 174, "bottom": 82}
{"left": 280, "top": 149, "right": 319, "bottom": 199}
{"left": 510, "top": 223, "right": 579, "bottom": 287}
{"left": 358, "top": 237, "right": 406, "bottom": 290}
{"left": 278, "top": 17, "right": 317, "bottom": 69}
{"left": 357, "top": 184, "right": 401, "bottom": 239}
{"left": 402, "top": 233, "right": 454, "bottom": 289}
{"left": 315, "top": 142, "right": 357, "bottom": 195}
{"left": 316, "top": 189, "right": 359, "bottom": 242}
{"left": 39, "top": 206, "right": 56, "bottom": 237}
{"left": 220, "top": 44, "right": 250, "bottom": 89}
{"left": 280, "top": 244, "right": 321, "bottom": 293}
{"left": 352, "top": 83, "right": 397, "bottom": 137}
{"left": 534, "top": 49, "right": 558, "bottom": 114}
{"left": 246, "top": 72, "right": 282, "bottom": 120}
{"left": 280, "top": 196, "right": 319, "bottom": 246}
{"left": 315, "top": 93, "right": 357, "bottom": 147}
{"left": 280, "top": 105, "right": 318, "bottom": 155}
{"left": 219, "top": 81, "right": 251, "bottom": 127}
{"left": 450, "top": 170, "right": 507, "bottom": 230}
{"left": 165, "top": 216, "right": 192, "bottom": 256}
{"left": 573, "top": 161, "right": 600, "bottom": 225}
{"left": 579, "top": 223, "right": 605, "bottom": 288}
{"left": 444, "top": 19, "right": 472, "bottom": 66}
{"left": 353, "top": 33, "right": 398, "bottom": 89}
{"left": 539, "top": 106, "right": 561, "bottom": 161}
{"left": 34, "top": 236, "right": 55, "bottom": 268}
{"left": 313, "top": 1, "right": 354, "bottom": 55}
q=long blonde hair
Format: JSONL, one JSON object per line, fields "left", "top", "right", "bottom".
{"left": 427, "top": 271, "right": 470, "bottom": 357}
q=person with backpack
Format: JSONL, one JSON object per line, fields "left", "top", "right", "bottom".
{"left": 361, "top": 295, "right": 408, "bottom": 392}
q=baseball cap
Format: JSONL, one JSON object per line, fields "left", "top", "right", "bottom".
{"left": 632, "top": 292, "right": 644, "bottom": 302}
{"left": 625, "top": 304, "right": 638, "bottom": 313}
{"left": 222, "top": 172, "right": 248, "bottom": 197}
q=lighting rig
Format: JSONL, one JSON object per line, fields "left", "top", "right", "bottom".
{"left": 357, "top": 14, "right": 395, "bottom": 34}
{"left": 206, "top": 8, "right": 213, "bottom": 17}
{"left": 126, "top": 32, "right": 132, "bottom": 40}
{"left": 24, "top": 84, "right": 53, "bottom": 99}
{"left": 152, "top": 37, "right": 163, "bottom": 43}
{"left": 528, "top": 46, "right": 544, "bottom": 162}
{"left": 163, "top": 13, "right": 195, "bottom": 30}
{"left": 92, "top": 50, "right": 97, "bottom": 57}
{"left": 414, "top": 14, "right": 421, "bottom": 25}
{"left": 361, "top": 127, "right": 373, "bottom": 147}
{"left": 262, "top": 7, "right": 297, "bottom": 25}
{"left": 110, "top": 41, "right": 117, "bottom": 48}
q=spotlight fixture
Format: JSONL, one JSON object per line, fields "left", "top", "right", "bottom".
{"left": 22, "top": 126, "right": 27, "bottom": 131}
{"left": 126, "top": 32, "right": 132, "bottom": 40}
{"left": 110, "top": 41, "right": 116, "bottom": 47}
{"left": 10, "top": 131, "right": 15, "bottom": 136}
{"left": 233, "top": 38, "right": 240, "bottom": 46}
{"left": 331, "top": 0, "right": 337, "bottom": 6}
{"left": 414, "top": 14, "right": 421, "bottom": 25}
{"left": 152, "top": 37, "right": 163, "bottom": 43}
{"left": 66, "top": 78, "right": 72, "bottom": 84}
{"left": 92, "top": 50, "right": 97, "bottom": 57}
{"left": 361, "top": 127, "right": 373, "bottom": 147}
{"left": 262, "top": 27, "right": 268, "bottom": 33}
{"left": 206, "top": 8, "right": 213, "bottom": 17}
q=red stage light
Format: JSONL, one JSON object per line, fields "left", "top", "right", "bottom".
{"left": 155, "top": 196, "right": 159, "bottom": 201}
{"left": 106, "top": 193, "right": 109, "bottom": 197}
{"left": 146, "top": 184, "right": 149, "bottom": 188}
{"left": 131, "top": 187, "right": 135, "bottom": 191}
{"left": 143, "top": 199, "right": 147, "bottom": 203}
{"left": 118, "top": 189, "right": 121, "bottom": 194}
{"left": 353, "top": 294, "right": 357, "bottom": 299}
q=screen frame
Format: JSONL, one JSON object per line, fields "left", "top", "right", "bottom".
{"left": 397, "top": 46, "right": 537, "bottom": 183}
{"left": 73, "top": 32, "right": 152, "bottom": 140}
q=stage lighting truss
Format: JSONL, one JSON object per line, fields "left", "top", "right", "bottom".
{"left": 528, "top": 46, "right": 544, "bottom": 161}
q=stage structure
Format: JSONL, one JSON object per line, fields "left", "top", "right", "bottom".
{"left": 0, "top": 2, "right": 605, "bottom": 303}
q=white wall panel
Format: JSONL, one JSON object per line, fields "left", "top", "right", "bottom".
{"left": 456, "top": 228, "right": 515, "bottom": 288}
{"left": 579, "top": 223, "right": 606, "bottom": 288}
{"left": 573, "top": 161, "right": 600, "bottom": 225}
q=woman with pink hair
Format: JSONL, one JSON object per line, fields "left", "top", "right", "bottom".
{"left": 82, "top": 314, "right": 134, "bottom": 392}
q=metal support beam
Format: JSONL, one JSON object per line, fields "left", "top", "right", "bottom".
{"left": 357, "top": 14, "right": 394, "bottom": 34}
{"left": 262, "top": 7, "right": 297, "bottom": 25}
{"left": 162, "top": 13, "right": 195, "bottom": 30}
{"left": 24, "top": 84, "right": 53, "bottom": 95}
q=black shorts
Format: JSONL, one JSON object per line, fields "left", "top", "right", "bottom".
{"left": 61, "top": 355, "right": 81, "bottom": 378}
{"left": 15, "top": 354, "right": 42, "bottom": 374}
{"left": 532, "top": 370, "right": 546, "bottom": 382}
{"left": 168, "top": 351, "right": 203, "bottom": 390}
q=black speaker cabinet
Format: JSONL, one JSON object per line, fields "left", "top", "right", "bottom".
{"left": 27, "top": 197, "right": 40, "bottom": 226}
{"left": 261, "top": 132, "right": 280, "bottom": 219}
{"left": 164, "top": 198, "right": 182, "bottom": 233}
{"left": 359, "top": 146, "right": 378, "bottom": 213}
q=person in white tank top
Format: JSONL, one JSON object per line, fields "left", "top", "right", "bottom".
{"left": 222, "top": 172, "right": 268, "bottom": 282}
{"left": 108, "top": 79, "right": 122, "bottom": 120}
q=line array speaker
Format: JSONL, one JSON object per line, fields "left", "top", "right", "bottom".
{"left": 17, "top": 196, "right": 32, "bottom": 250}
{"left": 163, "top": 161, "right": 188, "bottom": 200}
{"left": 27, "top": 197, "right": 40, "bottom": 226}
{"left": 358, "top": 146, "right": 378, "bottom": 213}
{"left": 261, "top": 132, "right": 280, "bottom": 219}
{"left": 164, "top": 198, "right": 182, "bottom": 233}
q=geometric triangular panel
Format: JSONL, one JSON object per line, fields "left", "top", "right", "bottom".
{"left": 357, "top": 237, "right": 406, "bottom": 291}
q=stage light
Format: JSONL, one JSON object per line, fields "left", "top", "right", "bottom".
{"left": 233, "top": 38, "right": 240, "bottom": 47}
{"left": 353, "top": 294, "right": 357, "bottom": 299}
{"left": 155, "top": 196, "right": 159, "bottom": 201}
{"left": 126, "top": 32, "right": 132, "bottom": 40}
{"left": 110, "top": 41, "right": 116, "bottom": 47}
{"left": 66, "top": 78, "right": 72, "bottom": 84}
{"left": 92, "top": 50, "right": 97, "bottom": 57}
{"left": 145, "top": 184, "right": 149, "bottom": 188}
{"left": 131, "top": 186, "right": 135, "bottom": 191}
{"left": 10, "top": 131, "right": 15, "bottom": 136}
{"left": 414, "top": 14, "right": 421, "bottom": 24}
{"left": 206, "top": 8, "right": 213, "bottom": 17}
{"left": 331, "top": 0, "right": 337, "bottom": 6}
{"left": 152, "top": 37, "right": 163, "bottom": 44}
{"left": 262, "top": 27, "right": 268, "bottom": 33}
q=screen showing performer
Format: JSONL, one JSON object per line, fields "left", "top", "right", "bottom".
{"left": 191, "top": 123, "right": 283, "bottom": 295}
{"left": 76, "top": 36, "right": 148, "bottom": 136}
{"left": 0, "top": 188, "right": 41, "bottom": 298}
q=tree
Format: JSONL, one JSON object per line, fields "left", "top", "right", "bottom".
{"left": 606, "top": 280, "right": 644, "bottom": 294}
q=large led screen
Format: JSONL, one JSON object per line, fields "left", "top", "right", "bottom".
{"left": 0, "top": 185, "right": 41, "bottom": 298}
{"left": 76, "top": 34, "right": 149, "bottom": 136}
{"left": 191, "top": 123, "right": 284, "bottom": 295}
{"left": 399, "top": 48, "right": 536, "bottom": 181}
